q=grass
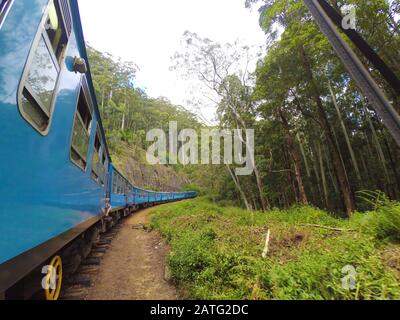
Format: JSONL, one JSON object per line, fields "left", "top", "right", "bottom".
{"left": 149, "top": 197, "right": 400, "bottom": 300}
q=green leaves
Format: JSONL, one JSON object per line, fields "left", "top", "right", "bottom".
{"left": 150, "top": 197, "right": 400, "bottom": 299}
{"left": 87, "top": 45, "right": 202, "bottom": 151}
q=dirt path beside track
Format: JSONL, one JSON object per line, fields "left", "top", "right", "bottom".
{"left": 84, "top": 206, "right": 178, "bottom": 300}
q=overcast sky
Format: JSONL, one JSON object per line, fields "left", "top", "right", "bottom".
{"left": 77, "top": 0, "right": 266, "bottom": 122}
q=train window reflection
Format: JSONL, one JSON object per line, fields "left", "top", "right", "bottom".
{"left": 113, "top": 174, "right": 117, "bottom": 194}
{"left": 20, "top": 35, "right": 57, "bottom": 132}
{"left": 91, "top": 127, "right": 101, "bottom": 181}
{"left": 18, "top": 0, "right": 69, "bottom": 134}
{"left": 100, "top": 151, "right": 106, "bottom": 186}
{"left": 45, "top": 2, "right": 68, "bottom": 62}
{"left": 70, "top": 88, "right": 92, "bottom": 170}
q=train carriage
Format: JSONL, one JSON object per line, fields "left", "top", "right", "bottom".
{"left": 0, "top": 0, "right": 196, "bottom": 300}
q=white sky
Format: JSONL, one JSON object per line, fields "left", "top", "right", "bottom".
{"left": 77, "top": 0, "right": 266, "bottom": 122}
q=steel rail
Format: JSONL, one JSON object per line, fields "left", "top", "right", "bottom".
{"left": 303, "top": 0, "right": 400, "bottom": 147}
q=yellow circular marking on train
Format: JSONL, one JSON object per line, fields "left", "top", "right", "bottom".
{"left": 44, "top": 255, "right": 63, "bottom": 300}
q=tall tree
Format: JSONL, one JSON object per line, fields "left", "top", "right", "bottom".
{"left": 171, "top": 32, "right": 270, "bottom": 211}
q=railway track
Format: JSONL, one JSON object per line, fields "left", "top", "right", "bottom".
{"left": 61, "top": 222, "right": 124, "bottom": 300}
{"left": 19, "top": 202, "right": 175, "bottom": 300}
{"left": 61, "top": 205, "right": 175, "bottom": 300}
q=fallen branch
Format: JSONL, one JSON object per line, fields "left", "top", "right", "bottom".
{"left": 262, "top": 229, "right": 271, "bottom": 258}
{"left": 298, "top": 223, "right": 353, "bottom": 232}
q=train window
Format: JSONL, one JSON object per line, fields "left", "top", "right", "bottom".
{"left": 18, "top": 0, "right": 70, "bottom": 134}
{"left": 20, "top": 35, "right": 58, "bottom": 132}
{"left": 119, "top": 180, "right": 123, "bottom": 194}
{"left": 70, "top": 89, "right": 92, "bottom": 170}
{"left": 91, "top": 127, "right": 101, "bottom": 181}
{"left": 44, "top": 1, "right": 68, "bottom": 63}
{"left": 113, "top": 174, "right": 117, "bottom": 193}
{"left": 100, "top": 152, "right": 106, "bottom": 186}
{"left": 122, "top": 181, "right": 127, "bottom": 194}
{"left": 118, "top": 178, "right": 123, "bottom": 194}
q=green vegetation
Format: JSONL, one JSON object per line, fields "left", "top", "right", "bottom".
{"left": 87, "top": 2, "right": 400, "bottom": 215}
{"left": 150, "top": 198, "right": 400, "bottom": 300}
{"left": 170, "top": 1, "right": 400, "bottom": 216}
{"left": 87, "top": 0, "right": 400, "bottom": 214}
{"left": 87, "top": 45, "right": 202, "bottom": 160}
{"left": 356, "top": 191, "right": 400, "bottom": 241}
{"left": 84, "top": 1, "right": 400, "bottom": 300}
{"left": 87, "top": 46, "right": 203, "bottom": 189}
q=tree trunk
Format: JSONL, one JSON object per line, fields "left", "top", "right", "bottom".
{"left": 329, "top": 83, "right": 361, "bottom": 180}
{"left": 233, "top": 126, "right": 270, "bottom": 211}
{"left": 365, "top": 108, "right": 391, "bottom": 193}
{"left": 252, "top": 196, "right": 258, "bottom": 211}
{"left": 324, "top": 144, "right": 339, "bottom": 196}
{"left": 297, "top": 133, "right": 311, "bottom": 177}
{"left": 282, "top": 192, "right": 289, "bottom": 208}
{"left": 365, "top": 108, "right": 390, "bottom": 179}
{"left": 299, "top": 46, "right": 355, "bottom": 217}
{"left": 311, "top": 144, "right": 323, "bottom": 207}
{"left": 279, "top": 109, "right": 308, "bottom": 205}
{"left": 121, "top": 113, "right": 125, "bottom": 131}
{"left": 100, "top": 88, "right": 105, "bottom": 113}
{"left": 318, "top": 141, "right": 330, "bottom": 211}
{"left": 332, "top": 127, "right": 350, "bottom": 186}
{"left": 254, "top": 165, "right": 269, "bottom": 211}
{"left": 227, "top": 165, "right": 251, "bottom": 211}
{"left": 383, "top": 134, "right": 400, "bottom": 197}
{"left": 283, "top": 145, "right": 298, "bottom": 204}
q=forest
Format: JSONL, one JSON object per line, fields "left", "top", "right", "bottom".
{"left": 88, "top": 0, "right": 400, "bottom": 217}
{"left": 85, "top": 0, "right": 400, "bottom": 299}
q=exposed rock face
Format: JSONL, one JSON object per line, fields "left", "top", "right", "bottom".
{"left": 123, "top": 158, "right": 189, "bottom": 191}
{"left": 111, "top": 144, "right": 189, "bottom": 192}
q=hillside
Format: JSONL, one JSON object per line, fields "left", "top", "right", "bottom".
{"left": 111, "top": 142, "right": 190, "bottom": 191}
{"left": 87, "top": 46, "right": 201, "bottom": 191}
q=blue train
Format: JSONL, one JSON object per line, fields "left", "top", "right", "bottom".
{"left": 0, "top": 0, "right": 196, "bottom": 300}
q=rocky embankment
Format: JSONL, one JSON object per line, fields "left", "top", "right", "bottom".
{"left": 111, "top": 144, "right": 189, "bottom": 191}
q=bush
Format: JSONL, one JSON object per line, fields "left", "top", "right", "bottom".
{"left": 356, "top": 191, "right": 400, "bottom": 241}
{"left": 179, "top": 184, "right": 207, "bottom": 196}
{"left": 150, "top": 197, "right": 400, "bottom": 300}
{"left": 168, "top": 232, "right": 215, "bottom": 282}
{"left": 373, "top": 204, "right": 400, "bottom": 241}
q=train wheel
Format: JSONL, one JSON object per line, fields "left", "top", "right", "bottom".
{"left": 43, "top": 255, "right": 63, "bottom": 300}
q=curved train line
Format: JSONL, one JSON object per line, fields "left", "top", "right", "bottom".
{"left": 0, "top": 0, "right": 196, "bottom": 300}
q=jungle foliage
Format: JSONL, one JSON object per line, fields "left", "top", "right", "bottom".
{"left": 150, "top": 196, "right": 400, "bottom": 300}
{"left": 87, "top": 46, "right": 202, "bottom": 157}
{"left": 87, "top": 0, "right": 400, "bottom": 217}
{"left": 170, "top": 0, "right": 400, "bottom": 217}
{"left": 85, "top": 0, "right": 400, "bottom": 301}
